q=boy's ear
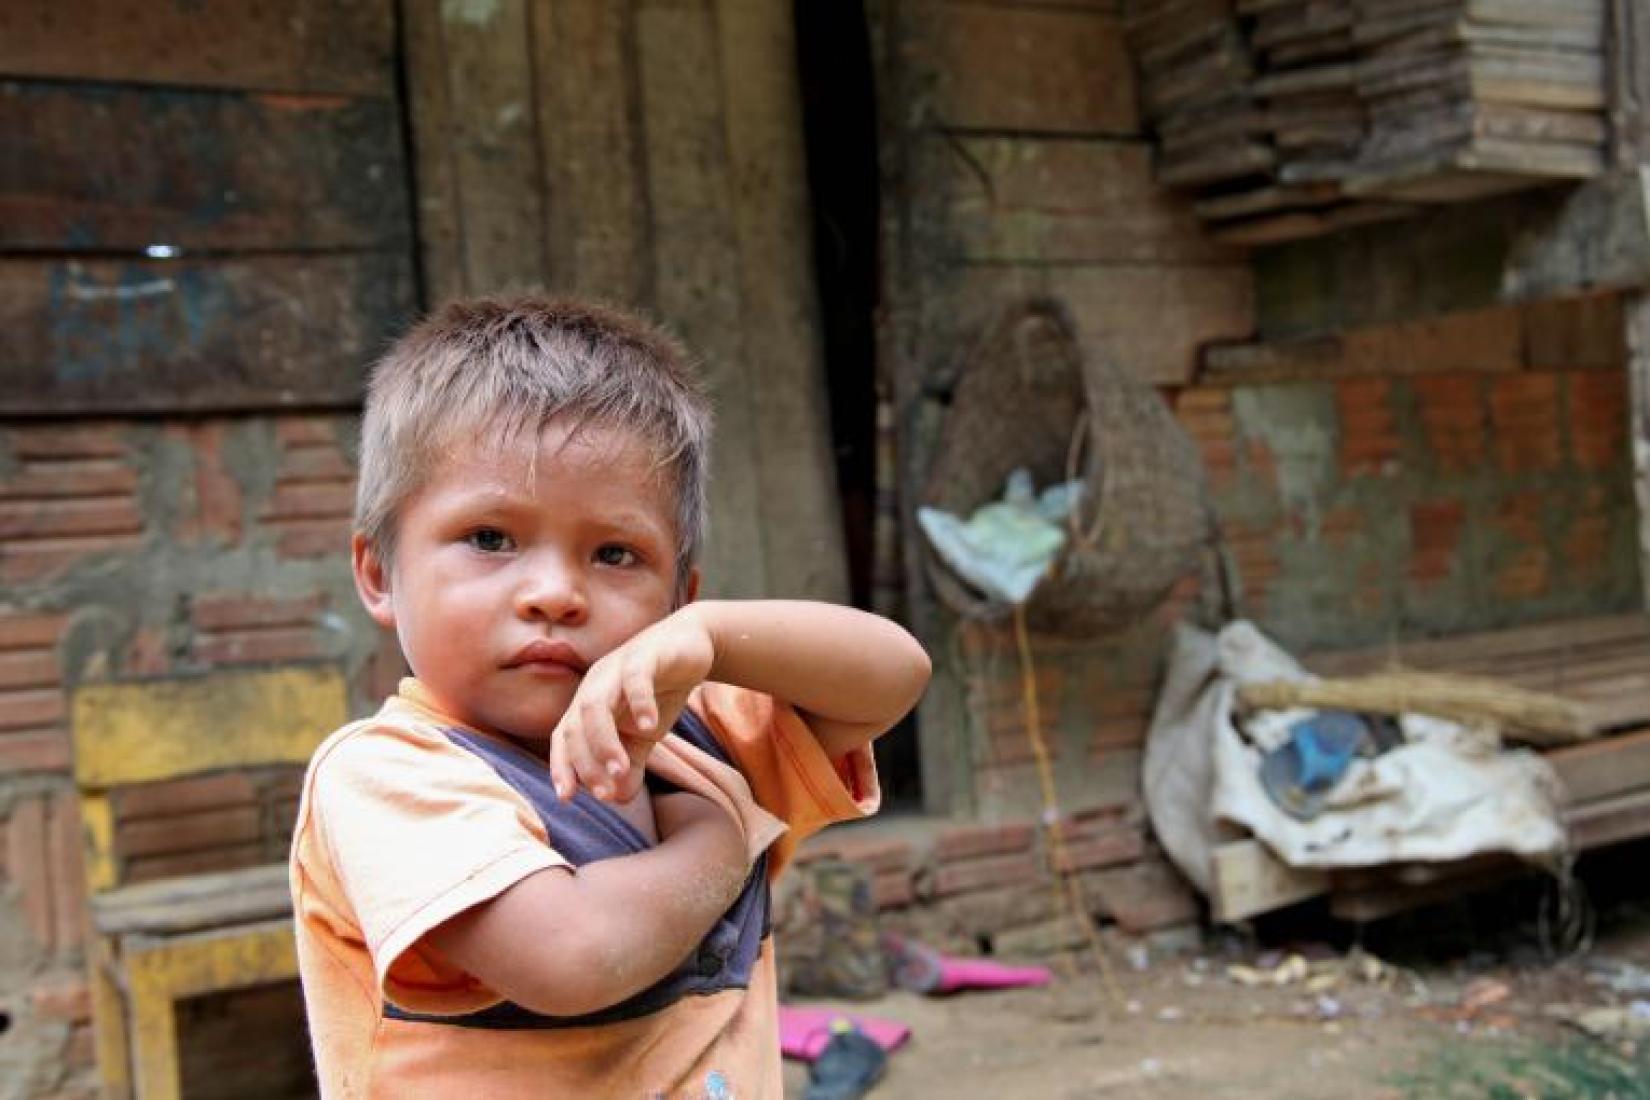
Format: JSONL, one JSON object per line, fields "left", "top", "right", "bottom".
{"left": 352, "top": 532, "right": 397, "bottom": 629}
{"left": 679, "top": 567, "right": 701, "bottom": 606}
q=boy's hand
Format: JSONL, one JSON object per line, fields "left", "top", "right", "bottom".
{"left": 550, "top": 607, "right": 714, "bottom": 802}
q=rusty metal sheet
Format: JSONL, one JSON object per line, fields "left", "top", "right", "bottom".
{"left": 0, "top": 81, "right": 409, "bottom": 252}
{"left": 0, "top": 254, "right": 414, "bottom": 414}
{"left": 0, "top": 0, "right": 394, "bottom": 96}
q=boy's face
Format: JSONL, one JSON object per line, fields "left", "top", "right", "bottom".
{"left": 353, "top": 419, "right": 695, "bottom": 748}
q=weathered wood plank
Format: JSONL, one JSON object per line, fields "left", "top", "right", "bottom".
{"left": 400, "top": 0, "right": 546, "bottom": 299}
{"left": 0, "top": 0, "right": 394, "bottom": 96}
{"left": 0, "top": 81, "right": 408, "bottom": 252}
{"left": 637, "top": 0, "right": 767, "bottom": 598}
{"left": 532, "top": 0, "right": 652, "bottom": 305}
{"left": 1255, "top": 170, "right": 1650, "bottom": 339}
{"left": 1210, "top": 839, "right": 1329, "bottom": 923}
{"left": 929, "top": 4, "right": 1140, "bottom": 134}
{"left": 949, "top": 262, "right": 1255, "bottom": 386}
{"left": 716, "top": 0, "right": 849, "bottom": 600}
{"left": 1547, "top": 726, "right": 1650, "bottom": 804}
{"left": 926, "top": 135, "right": 1235, "bottom": 263}
{"left": 0, "top": 255, "right": 413, "bottom": 414}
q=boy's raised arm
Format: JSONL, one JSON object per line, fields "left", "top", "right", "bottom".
{"left": 551, "top": 601, "right": 930, "bottom": 803}
{"left": 692, "top": 600, "right": 931, "bottom": 758}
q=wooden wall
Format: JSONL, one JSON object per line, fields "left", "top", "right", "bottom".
{"left": 0, "top": 4, "right": 416, "bottom": 1094}
{"left": 871, "top": 0, "right": 1255, "bottom": 816}
{"left": 399, "top": 0, "right": 848, "bottom": 602}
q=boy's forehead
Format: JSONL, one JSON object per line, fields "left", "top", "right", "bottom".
{"left": 429, "top": 419, "right": 675, "bottom": 508}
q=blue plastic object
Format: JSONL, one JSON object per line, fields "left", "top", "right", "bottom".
{"left": 1259, "top": 710, "right": 1369, "bottom": 821}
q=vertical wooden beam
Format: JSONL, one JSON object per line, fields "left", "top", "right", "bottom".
{"left": 400, "top": 0, "right": 548, "bottom": 300}
{"left": 715, "top": 0, "right": 849, "bottom": 600}
{"left": 532, "top": 0, "right": 653, "bottom": 305}
{"left": 636, "top": 0, "right": 768, "bottom": 599}
{"left": 1626, "top": 293, "right": 1650, "bottom": 607}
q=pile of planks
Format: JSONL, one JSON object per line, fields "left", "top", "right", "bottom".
{"left": 1123, "top": 0, "right": 1609, "bottom": 243}
{"left": 1207, "top": 613, "right": 1650, "bottom": 925}
{"left": 1348, "top": 0, "right": 1610, "bottom": 201}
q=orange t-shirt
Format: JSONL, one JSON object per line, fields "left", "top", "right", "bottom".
{"left": 289, "top": 678, "right": 878, "bottom": 1098}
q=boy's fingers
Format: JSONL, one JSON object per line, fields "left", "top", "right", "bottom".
{"left": 621, "top": 659, "right": 660, "bottom": 736}
{"left": 610, "top": 736, "right": 649, "bottom": 802}
{"left": 549, "top": 726, "right": 575, "bottom": 801}
{"left": 572, "top": 702, "right": 625, "bottom": 800}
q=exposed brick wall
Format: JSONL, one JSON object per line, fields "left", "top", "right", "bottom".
{"left": 1175, "top": 309, "right": 1637, "bottom": 653}
{"left": 0, "top": 412, "right": 393, "bottom": 1096}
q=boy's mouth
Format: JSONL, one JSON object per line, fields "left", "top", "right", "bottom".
{"left": 505, "top": 638, "right": 589, "bottom": 673}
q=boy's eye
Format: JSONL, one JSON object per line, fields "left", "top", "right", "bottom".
{"left": 594, "top": 544, "right": 638, "bottom": 567}
{"left": 465, "top": 528, "right": 514, "bottom": 553}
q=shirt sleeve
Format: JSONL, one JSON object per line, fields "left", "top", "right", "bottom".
{"left": 307, "top": 723, "right": 569, "bottom": 1015}
{"left": 688, "top": 683, "right": 881, "bottom": 874}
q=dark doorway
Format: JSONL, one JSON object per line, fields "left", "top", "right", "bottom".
{"left": 793, "top": 0, "right": 920, "bottom": 807}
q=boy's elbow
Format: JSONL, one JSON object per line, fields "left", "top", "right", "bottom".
{"left": 895, "top": 631, "right": 932, "bottom": 710}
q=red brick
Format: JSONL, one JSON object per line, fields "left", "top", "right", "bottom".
{"left": 934, "top": 822, "right": 1037, "bottom": 862}
{"left": 0, "top": 729, "right": 71, "bottom": 773}
{"left": 48, "top": 790, "right": 85, "bottom": 951}
{"left": 796, "top": 835, "right": 914, "bottom": 874}
{"left": 0, "top": 459, "right": 138, "bottom": 499}
{"left": 276, "top": 417, "right": 344, "bottom": 446}
{"left": 1409, "top": 499, "right": 1466, "bottom": 584}
{"left": 0, "top": 688, "right": 65, "bottom": 731}
{"left": 936, "top": 882, "right": 1061, "bottom": 935}
{"left": 1567, "top": 371, "right": 1627, "bottom": 472}
{"left": 1563, "top": 511, "right": 1612, "bottom": 570}
{"left": 930, "top": 852, "right": 1042, "bottom": 897}
{"left": 279, "top": 444, "right": 355, "bottom": 482}
{"left": 1, "top": 535, "right": 143, "bottom": 584}
{"left": 0, "top": 609, "right": 68, "bottom": 651}
{"left": 178, "top": 423, "right": 245, "bottom": 547}
{"left": 7, "top": 424, "right": 128, "bottom": 460}
{"left": 114, "top": 772, "right": 258, "bottom": 820}
{"left": 192, "top": 592, "right": 327, "bottom": 632}
{"left": 1318, "top": 506, "right": 1362, "bottom": 547}
{"left": 1082, "top": 858, "right": 1199, "bottom": 931}
{"left": 1415, "top": 374, "right": 1488, "bottom": 473}
{"left": 261, "top": 482, "right": 355, "bottom": 520}
{"left": 1337, "top": 377, "right": 1400, "bottom": 474}
{"left": 1492, "top": 546, "right": 1551, "bottom": 601}
{"left": 1048, "top": 823, "right": 1145, "bottom": 873}
{"left": 123, "top": 628, "right": 171, "bottom": 677}
{"left": 63, "top": 1023, "right": 96, "bottom": 1070}
{"left": 126, "top": 842, "right": 267, "bottom": 884}
{"left": 1490, "top": 375, "right": 1562, "bottom": 473}
{"left": 30, "top": 976, "right": 91, "bottom": 1023}
{"left": 7, "top": 795, "right": 52, "bottom": 946}
{"left": 118, "top": 805, "right": 264, "bottom": 859}
{"left": 872, "top": 870, "right": 916, "bottom": 910}
{"left": 194, "top": 626, "right": 325, "bottom": 667}
{"left": 271, "top": 517, "right": 351, "bottom": 560}
{"left": 0, "top": 649, "right": 58, "bottom": 690}
{"left": 0, "top": 498, "right": 144, "bottom": 539}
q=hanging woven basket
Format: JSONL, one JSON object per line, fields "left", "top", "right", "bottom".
{"left": 922, "top": 298, "right": 1211, "bottom": 637}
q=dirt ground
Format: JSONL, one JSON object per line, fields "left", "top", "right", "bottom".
{"left": 781, "top": 868, "right": 1650, "bottom": 1099}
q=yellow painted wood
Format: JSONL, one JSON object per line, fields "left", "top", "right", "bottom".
{"left": 70, "top": 665, "right": 346, "bottom": 788}
{"left": 87, "top": 938, "right": 133, "bottom": 1100}
{"left": 127, "top": 966, "right": 181, "bottom": 1100}
{"left": 123, "top": 920, "right": 298, "bottom": 999}
{"left": 80, "top": 793, "right": 118, "bottom": 893}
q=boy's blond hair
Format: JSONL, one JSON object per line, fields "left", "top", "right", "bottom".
{"left": 355, "top": 295, "right": 711, "bottom": 585}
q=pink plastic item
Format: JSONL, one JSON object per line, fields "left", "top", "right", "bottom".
{"left": 883, "top": 933, "right": 1052, "bottom": 995}
{"left": 777, "top": 1006, "right": 912, "bottom": 1062}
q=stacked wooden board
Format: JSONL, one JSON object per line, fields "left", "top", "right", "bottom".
{"left": 1123, "top": 0, "right": 1609, "bottom": 242}
{"left": 1209, "top": 613, "right": 1650, "bottom": 923}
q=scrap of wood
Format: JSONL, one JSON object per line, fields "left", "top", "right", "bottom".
{"left": 1237, "top": 670, "right": 1592, "bottom": 743}
{"left": 1210, "top": 839, "right": 1329, "bottom": 923}
{"left": 1546, "top": 727, "right": 1650, "bottom": 804}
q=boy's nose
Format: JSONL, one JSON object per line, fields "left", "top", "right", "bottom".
{"left": 514, "top": 560, "right": 589, "bottom": 623}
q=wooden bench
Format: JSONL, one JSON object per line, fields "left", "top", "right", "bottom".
{"left": 71, "top": 666, "right": 346, "bottom": 1100}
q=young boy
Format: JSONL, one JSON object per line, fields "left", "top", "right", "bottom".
{"left": 288, "top": 295, "right": 929, "bottom": 1098}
